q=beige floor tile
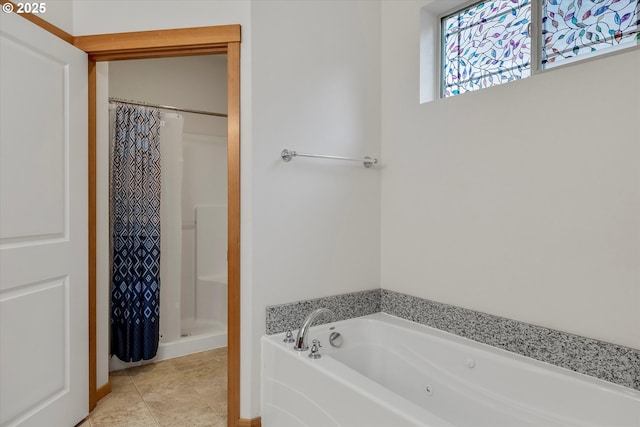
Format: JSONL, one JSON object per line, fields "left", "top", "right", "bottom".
{"left": 110, "top": 374, "right": 134, "bottom": 389}
{"left": 140, "top": 381, "right": 196, "bottom": 402}
{"left": 127, "top": 359, "right": 176, "bottom": 381}
{"left": 193, "top": 377, "right": 227, "bottom": 417}
{"left": 144, "top": 387, "right": 216, "bottom": 426}
{"left": 172, "top": 351, "right": 215, "bottom": 365}
{"left": 75, "top": 417, "right": 91, "bottom": 427}
{"left": 154, "top": 408, "right": 222, "bottom": 427}
{"left": 173, "top": 353, "right": 226, "bottom": 381}
{"left": 92, "top": 384, "right": 144, "bottom": 411}
{"left": 209, "top": 348, "right": 227, "bottom": 362}
{"left": 153, "top": 411, "right": 226, "bottom": 427}
{"left": 90, "top": 400, "right": 158, "bottom": 427}
{"left": 134, "top": 371, "right": 191, "bottom": 397}
{"left": 177, "top": 348, "right": 222, "bottom": 361}
{"left": 90, "top": 347, "right": 227, "bottom": 426}
{"left": 106, "top": 380, "right": 140, "bottom": 397}
{"left": 131, "top": 376, "right": 179, "bottom": 396}
{"left": 177, "top": 364, "right": 226, "bottom": 383}
{"left": 109, "top": 368, "right": 129, "bottom": 377}
{"left": 170, "top": 412, "right": 226, "bottom": 427}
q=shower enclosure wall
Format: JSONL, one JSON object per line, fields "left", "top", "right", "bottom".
{"left": 161, "top": 132, "right": 228, "bottom": 359}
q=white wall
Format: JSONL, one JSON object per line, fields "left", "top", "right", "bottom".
{"left": 251, "top": 1, "right": 382, "bottom": 303}
{"left": 108, "top": 56, "right": 228, "bottom": 136}
{"left": 381, "top": 1, "right": 640, "bottom": 350}
{"left": 249, "top": 0, "right": 382, "bottom": 415}
{"left": 32, "top": 0, "right": 74, "bottom": 34}
{"left": 72, "top": 0, "right": 249, "bottom": 35}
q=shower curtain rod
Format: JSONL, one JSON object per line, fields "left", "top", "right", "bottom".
{"left": 109, "top": 98, "right": 227, "bottom": 118}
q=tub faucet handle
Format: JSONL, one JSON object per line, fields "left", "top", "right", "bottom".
{"left": 329, "top": 331, "right": 343, "bottom": 348}
{"left": 283, "top": 330, "right": 295, "bottom": 343}
{"left": 309, "top": 339, "right": 322, "bottom": 359}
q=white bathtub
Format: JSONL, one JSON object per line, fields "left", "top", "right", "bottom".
{"left": 261, "top": 313, "right": 640, "bottom": 427}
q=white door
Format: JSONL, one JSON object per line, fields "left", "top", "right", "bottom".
{"left": 0, "top": 10, "right": 88, "bottom": 427}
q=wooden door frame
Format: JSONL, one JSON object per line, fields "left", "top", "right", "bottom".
{"left": 75, "top": 26, "right": 241, "bottom": 426}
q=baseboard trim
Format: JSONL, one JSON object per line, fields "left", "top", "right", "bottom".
{"left": 238, "top": 417, "right": 261, "bottom": 427}
{"left": 95, "top": 381, "right": 112, "bottom": 403}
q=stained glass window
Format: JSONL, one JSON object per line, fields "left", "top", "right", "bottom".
{"left": 442, "top": 0, "right": 532, "bottom": 97}
{"left": 542, "top": 0, "right": 640, "bottom": 68}
{"left": 440, "top": 0, "right": 639, "bottom": 98}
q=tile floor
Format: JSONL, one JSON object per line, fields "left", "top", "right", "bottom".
{"left": 78, "top": 348, "right": 227, "bottom": 427}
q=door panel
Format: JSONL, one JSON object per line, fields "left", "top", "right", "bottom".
{"left": 1, "top": 278, "right": 67, "bottom": 423}
{"left": 0, "top": 11, "right": 88, "bottom": 427}
{"left": 0, "top": 31, "right": 66, "bottom": 242}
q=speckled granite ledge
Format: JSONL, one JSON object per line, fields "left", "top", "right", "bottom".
{"left": 266, "top": 288, "right": 640, "bottom": 391}
{"left": 265, "top": 289, "right": 381, "bottom": 335}
{"left": 381, "top": 289, "right": 640, "bottom": 392}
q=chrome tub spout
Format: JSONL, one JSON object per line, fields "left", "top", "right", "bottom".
{"left": 293, "top": 308, "right": 334, "bottom": 351}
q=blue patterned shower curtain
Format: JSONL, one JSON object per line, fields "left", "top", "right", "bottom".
{"left": 111, "top": 104, "right": 162, "bottom": 362}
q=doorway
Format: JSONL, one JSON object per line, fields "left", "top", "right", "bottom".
{"left": 104, "top": 55, "right": 229, "bottom": 370}
{"left": 76, "top": 25, "right": 241, "bottom": 425}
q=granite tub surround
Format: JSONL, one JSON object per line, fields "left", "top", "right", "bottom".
{"left": 381, "top": 289, "right": 640, "bottom": 392}
{"left": 265, "top": 289, "right": 381, "bottom": 335}
{"left": 266, "top": 288, "right": 640, "bottom": 392}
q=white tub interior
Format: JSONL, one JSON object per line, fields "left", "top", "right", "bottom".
{"left": 262, "top": 313, "right": 640, "bottom": 427}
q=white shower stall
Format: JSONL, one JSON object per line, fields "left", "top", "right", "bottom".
{"left": 106, "top": 55, "right": 228, "bottom": 370}
{"left": 164, "top": 131, "right": 229, "bottom": 358}
{"left": 155, "top": 128, "right": 228, "bottom": 361}
{"left": 194, "top": 204, "right": 228, "bottom": 331}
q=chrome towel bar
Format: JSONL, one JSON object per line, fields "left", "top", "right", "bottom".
{"left": 281, "top": 149, "right": 378, "bottom": 168}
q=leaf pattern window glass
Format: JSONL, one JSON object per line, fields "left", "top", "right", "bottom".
{"left": 442, "top": 0, "right": 532, "bottom": 97}
{"left": 542, "top": 0, "right": 639, "bottom": 68}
